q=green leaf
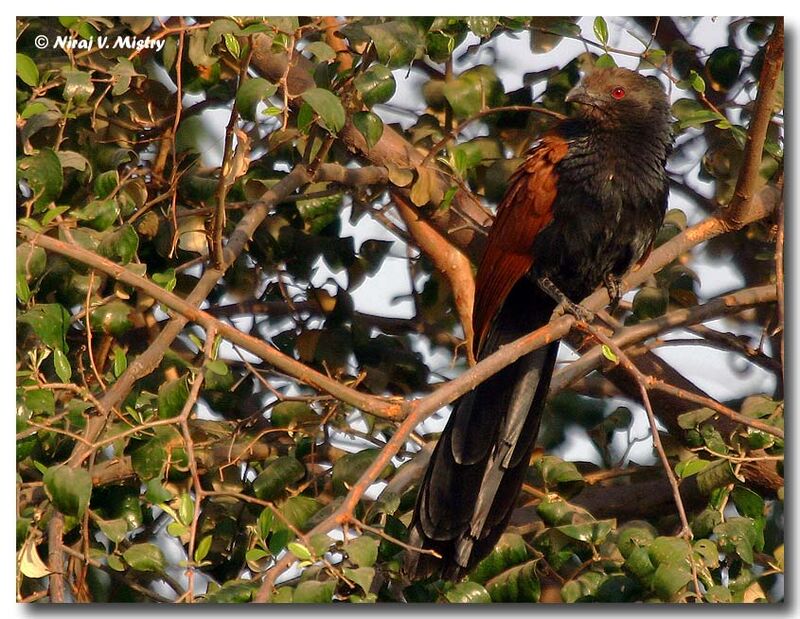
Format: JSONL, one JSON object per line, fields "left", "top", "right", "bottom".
{"left": 593, "top": 17, "right": 609, "bottom": 45}
{"left": 279, "top": 495, "right": 322, "bottom": 530}
{"left": 16, "top": 243, "right": 47, "bottom": 283}
{"left": 693, "top": 538, "right": 719, "bottom": 569}
{"left": 253, "top": 456, "right": 305, "bottom": 500}
{"left": 122, "top": 543, "right": 165, "bottom": 572}
{"left": 300, "top": 87, "right": 346, "bottom": 134}
{"left": 110, "top": 58, "right": 140, "bottom": 96}
{"left": 205, "top": 19, "right": 242, "bottom": 54}
{"left": 293, "top": 579, "right": 334, "bottom": 603}
{"left": 95, "top": 516, "right": 128, "bottom": 544}
{"left": 469, "top": 532, "right": 529, "bottom": 583}
{"left": 269, "top": 527, "right": 291, "bottom": 555}
{"left": 706, "top": 46, "right": 742, "bottom": 92}
{"left": 178, "top": 491, "right": 194, "bottom": 525}
{"left": 595, "top": 53, "right": 616, "bottom": 68}
{"left": 98, "top": 223, "right": 139, "bottom": 264}
{"left": 157, "top": 376, "right": 190, "bottom": 419}
{"left": 256, "top": 506, "right": 275, "bottom": 540}
{"left": 642, "top": 49, "right": 667, "bottom": 68}
{"left": 16, "top": 53, "right": 39, "bottom": 86}
{"left": 246, "top": 547, "right": 269, "bottom": 563}
{"left": 287, "top": 541, "right": 312, "bottom": 561}
{"left": 94, "top": 169, "right": 119, "bottom": 199}
{"left": 352, "top": 111, "right": 384, "bottom": 149}
{"left": 73, "top": 198, "right": 119, "bottom": 231}
{"left": 714, "top": 517, "right": 758, "bottom": 564}
{"left": 648, "top": 536, "right": 691, "bottom": 566}
{"left": 16, "top": 273, "right": 30, "bottom": 304}
{"left": 354, "top": 64, "right": 396, "bottom": 107}
{"left": 677, "top": 407, "right": 716, "bottom": 429}
{"left": 675, "top": 457, "right": 710, "bottom": 478}
{"left": 704, "top": 585, "right": 733, "bottom": 603}
{"left": 332, "top": 449, "right": 393, "bottom": 494}
{"left": 343, "top": 566, "right": 375, "bottom": 593}
{"left": 363, "top": 20, "right": 424, "bottom": 68}
{"left": 145, "top": 479, "right": 173, "bottom": 503}
{"left": 205, "top": 359, "right": 228, "bottom": 376}
{"left": 601, "top": 344, "right": 619, "bottom": 363}
{"left": 731, "top": 486, "right": 765, "bottom": 520}
{"left": 18, "top": 303, "right": 70, "bottom": 352}
{"left": 616, "top": 521, "right": 657, "bottom": 559}
{"left": 203, "top": 579, "right": 257, "bottom": 603}
{"left": 297, "top": 102, "right": 314, "bottom": 133}
{"left": 195, "top": 534, "right": 213, "bottom": 563}
{"left": 62, "top": 68, "right": 94, "bottom": 104}
{"left": 671, "top": 98, "right": 723, "bottom": 130}
{"left": 152, "top": 268, "right": 177, "bottom": 292}
{"left": 305, "top": 41, "right": 336, "bottom": 62}
{"left": 688, "top": 70, "right": 706, "bottom": 93}
{"left": 485, "top": 560, "right": 540, "bottom": 602}
{"left": 17, "top": 148, "right": 63, "bottom": 209}
{"left": 445, "top": 581, "right": 492, "bottom": 603}
{"left": 694, "top": 459, "right": 738, "bottom": 495}
{"left": 90, "top": 300, "right": 133, "bottom": 337}
{"left": 624, "top": 546, "right": 656, "bottom": 581}
{"left": 692, "top": 508, "right": 723, "bottom": 538}
{"left": 443, "top": 65, "right": 504, "bottom": 119}
{"left": 131, "top": 431, "right": 170, "bottom": 480}
{"left": 20, "top": 100, "right": 49, "bottom": 120}
{"left": 651, "top": 563, "right": 692, "bottom": 600}
{"left": 107, "top": 554, "right": 125, "bottom": 571}
{"left": 632, "top": 285, "right": 669, "bottom": 320}
{"left": 53, "top": 348, "right": 72, "bottom": 382}
{"left": 23, "top": 388, "right": 55, "bottom": 415}
{"left": 223, "top": 33, "right": 241, "bottom": 59}
{"left": 235, "top": 78, "right": 278, "bottom": 121}
{"left": 533, "top": 455, "right": 584, "bottom": 497}
{"left": 466, "top": 17, "right": 498, "bottom": 38}
{"left": 344, "top": 535, "right": 379, "bottom": 568}
{"left": 561, "top": 570, "right": 607, "bottom": 602}
{"left": 43, "top": 465, "right": 92, "bottom": 518}
{"left": 555, "top": 519, "right": 615, "bottom": 545}
{"left": 271, "top": 401, "right": 318, "bottom": 427}
{"left": 309, "top": 533, "right": 333, "bottom": 557}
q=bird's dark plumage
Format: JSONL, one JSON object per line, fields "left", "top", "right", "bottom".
{"left": 405, "top": 67, "right": 673, "bottom": 581}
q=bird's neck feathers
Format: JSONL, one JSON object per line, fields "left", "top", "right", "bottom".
{"left": 575, "top": 110, "right": 672, "bottom": 166}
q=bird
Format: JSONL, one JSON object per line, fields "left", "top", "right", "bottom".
{"left": 404, "top": 67, "right": 673, "bottom": 581}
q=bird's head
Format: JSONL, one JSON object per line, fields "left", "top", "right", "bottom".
{"left": 566, "top": 67, "right": 670, "bottom": 128}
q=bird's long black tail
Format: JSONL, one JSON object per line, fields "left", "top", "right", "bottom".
{"left": 405, "top": 282, "right": 558, "bottom": 581}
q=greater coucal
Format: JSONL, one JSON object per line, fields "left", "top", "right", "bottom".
{"left": 405, "top": 67, "right": 673, "bottom": 581}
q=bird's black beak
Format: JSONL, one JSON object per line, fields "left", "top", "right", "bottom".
{"left": 565, "top": 85, "right": 597, "bottom": 107}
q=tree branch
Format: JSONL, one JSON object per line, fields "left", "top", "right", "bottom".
{"left": 391, "top": 190, "right": 477, "bottom": 364}
{"left": 550, "top": 284, "right": 777, "bottom": 394}
{"left": 726, "top": 18, "right": 783, "bottom": 229}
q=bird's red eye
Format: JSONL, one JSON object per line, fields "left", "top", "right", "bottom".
{"left": 611, "top": 86, "right": 626, "bottom": 100}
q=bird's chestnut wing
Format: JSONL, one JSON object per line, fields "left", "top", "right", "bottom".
{"left": 473, "top": 136, "right": 569, "bottom": 353}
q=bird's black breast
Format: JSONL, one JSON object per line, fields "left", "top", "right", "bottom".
{"left": 530, "top": 122, "right": 669, "bottom": 301}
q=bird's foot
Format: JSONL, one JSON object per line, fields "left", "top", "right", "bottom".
{"left": 537, "top": 276, "right": 594, "bottom": 323}
{"left": 603, "top": 273, "right": 623, "bottom": 313}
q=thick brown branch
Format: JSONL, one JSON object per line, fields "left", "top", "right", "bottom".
{"left": 726, "top": 18, "right": 783, "bottom": 228}
{"left": 391, "top": 190, "right": 477, "bottom": 364}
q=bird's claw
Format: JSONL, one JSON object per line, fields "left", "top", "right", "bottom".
{"left": 603, "top": 273, "right": 622, "bottom": 313}
{"left": 538, "top": 276, "right": 595, "bottom": 323}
